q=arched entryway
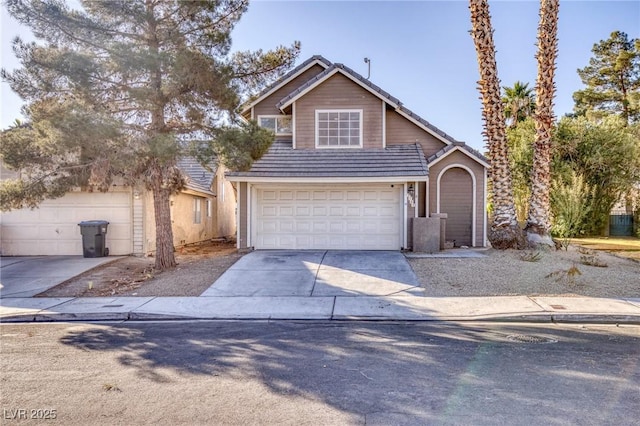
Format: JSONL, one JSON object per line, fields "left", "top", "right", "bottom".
{"left": 438, "top": 166, "right": 475, "bottom": 247}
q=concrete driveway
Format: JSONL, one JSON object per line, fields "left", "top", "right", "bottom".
{"left": 0, "top": 256, "right": 118, "bottom": 298}
{"left": 201, "top": 250, "right": 422, "bottom": 297}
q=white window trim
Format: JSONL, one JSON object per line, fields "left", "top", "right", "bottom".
{"left": 315, "top": 109, "right": 363, "bottom": 149}
{"left": 257, "top": 115, "right": 293, "bottom": 136}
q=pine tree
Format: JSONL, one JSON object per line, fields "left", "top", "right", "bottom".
{"left": 573, "top": 31, "right": 640, "bottom": 124}
{"left": 1, "top": 0, "right": 299, "bottom": 270}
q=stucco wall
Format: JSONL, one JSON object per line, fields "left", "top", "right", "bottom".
{"left": 214, "top": 166, "right": 237, "bottom": 239}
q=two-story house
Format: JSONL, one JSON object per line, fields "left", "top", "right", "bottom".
{"left": 228, "top": 55, "right": 489, "bottom": 251}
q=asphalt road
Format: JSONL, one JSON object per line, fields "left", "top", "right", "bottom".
{"left": 1, "top": 321, "right": 639, "bottom": 425}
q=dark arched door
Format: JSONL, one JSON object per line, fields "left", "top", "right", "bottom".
{"left": 440, "top": 167, "right": 473, "bottom": 247}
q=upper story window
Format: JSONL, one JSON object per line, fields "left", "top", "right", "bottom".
{"left": 316, "top": 110, "right": 362, "bottom": 148}
{"left": 258, "top": 115, "right": 292, "bottom": 135}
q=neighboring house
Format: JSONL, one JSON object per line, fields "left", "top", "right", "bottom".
{"left": 228, "top": 55, "right": 489, "bottom": 250}
{"left": 0, "top": 158, "right": 236, "bottom": 256}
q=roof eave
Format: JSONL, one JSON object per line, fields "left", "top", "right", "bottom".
{"left": 276, "top": 65, "right": 458, "bottom": 146}
{"left": 239, "top": 57, "right": 331, "bottom": 115}
{"left": 225, "top": 175, "right": 428, "bottom": 183}
{"left": 427, "top": 146, "right": 490, "bottom": 168}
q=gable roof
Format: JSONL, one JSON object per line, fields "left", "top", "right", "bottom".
{"left": 275, "top": 62, "right": 459, "bottom": 146}
{"left": 239, "top": 55, "right": 332, "bottom": 116}
{"left": 176, "top": 157, "right": 218, "bottom": 195}
{"left": 226, "top": 141, "right": 428, "bottom": 181}
{"left": 426, "top": 142, "right": 489, "bottom": 168}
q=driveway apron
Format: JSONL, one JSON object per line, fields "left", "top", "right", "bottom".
{"left": 0, "top": 256, "right": 119, "bottom": 298}
{"left": 200, "top": 250, "right": 422, "bottom": 297}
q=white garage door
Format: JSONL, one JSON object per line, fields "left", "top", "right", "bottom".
{"left": 254, "top": 184, "right": 403, "bottom": 250}
{"left": 1, "top": 191, "right": 132, "bottom": 256}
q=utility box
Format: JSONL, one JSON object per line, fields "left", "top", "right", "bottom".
{"left": 78, "top": 220, "right": 110, "bottom": 258}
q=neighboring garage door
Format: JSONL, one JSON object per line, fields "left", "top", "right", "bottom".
{"left": 254, "top": 184, "right": 403, "bottom": 250}
{"left": 440, "top": 168, "right": 473, "bottom": 247}
{"left": 1, "top": 191, "right": 132, "bottom": 256}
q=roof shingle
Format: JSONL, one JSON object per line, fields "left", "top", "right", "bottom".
{"left": 227, "top": 141, "right": 428, "bottom": 179}
{"left": 176, "top": 157, "right": 217, "bottom": 194}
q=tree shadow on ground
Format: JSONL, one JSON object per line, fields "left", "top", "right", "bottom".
{"left": 59, "top": 321, "right": 640, "bottom": 424}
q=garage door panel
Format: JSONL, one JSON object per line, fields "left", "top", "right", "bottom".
{"left": 263, "top": 190, "right": 277, "bottom": 200}
{"left": 329, "top": 206, "right": 343, "bottom": 216}
{"left": 296, "top": 206, "right": 311, "bottom": 216}
{"left": 280, "top": 222, "right": 294, "bottom": 232}
{"left": 107, "top": 223, "right": 132, "bottom": 240}
{"left": 296, "top": 221, "right": 311, "bottom": 232}
{"left": 329, "top": 222, "right": 344, "bottom": 232}
{"left": 313, "top": 222, "right": 328, "bottom": 233}
{"left": 312, "top": 235, "right": 329, "bottom": 247}
{"left": 1, "top": 191, "right": 132, "bottom": 255}
{"left": 262, "top": 206, "right": 277, "bottom": 216}
{"left": 280, "top": 206, "right": 294, "bottom": 216}
{"left": 313, "top": 191, "right": 327, "bottom": 200}
{"left": 254, "top": 185, "right": 402, "bottom": 250}
{"left": 313, "top": 206, "right": 327, "bottom": 216}
{"left": 363, "top": 206, "right": 378, "bottom": 217}
{"left": 346, "top": 207, "right": 360, "bottom": 216}
{"left": 261, "top": 221, "right": 278, "bottom": 232}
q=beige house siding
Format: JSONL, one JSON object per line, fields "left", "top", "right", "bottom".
{"left": 385, "top": 110, "right": 447, "bottom": 156}
{"left": 295, "top": 74, "right": 383, "bottom": 150}
{"left": 428, "top": 150, "right": 486, "bottom": 247}
{"left": 171, "top": 192, "right": 216, "bottom": 247}
{"left": 144, "top": 186, "right": 235, "bottom": 254}
{"left": 214, "top": 166, "right": 237, "bottom": 239}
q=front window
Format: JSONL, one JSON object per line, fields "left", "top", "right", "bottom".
{"left": 193, "top": 197, "right": 202, "bottom": 224}
{"left": 316, "top": 110, "right": 362, "bottom": 148}
{"left": 259, "top": 115, "right": 292, "bottom": 135}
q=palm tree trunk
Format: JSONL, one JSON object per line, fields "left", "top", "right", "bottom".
{"left": 525, "top": 0, "right": 559, "bottom": 247}
{"left": 469, "top": 0, "right": 522, "bottom": 249}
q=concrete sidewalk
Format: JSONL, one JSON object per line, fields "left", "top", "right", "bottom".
{"left": 2, "top": 251, "right": 639, "bottom": 324}
{"left": 2, "top": 295, "right": 639, "bottom": 323}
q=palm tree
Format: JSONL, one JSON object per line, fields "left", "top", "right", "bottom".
{"left": 469, "top": 0, "right": 522, "bottom": 249}
{"left": 502, "top": 81, "right": 536, "bottom": 128}
{"left": 525, "top": 0, "right": 559, "bottom": 246}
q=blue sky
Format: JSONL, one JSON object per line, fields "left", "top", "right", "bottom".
{"left": 2, "top": 1, "right": 639, "bottom": 151}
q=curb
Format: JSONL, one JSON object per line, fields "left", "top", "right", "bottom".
{"left": 3, "top": 312, "right": 640, "bottom": 324}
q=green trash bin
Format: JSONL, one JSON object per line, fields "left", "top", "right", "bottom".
{"left": 78, "top": 220, "right": 110, "bottom": 258}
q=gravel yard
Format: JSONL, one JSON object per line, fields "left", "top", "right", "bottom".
{"left": 408, "top": 245, "right": 639, "bottom": 298}
{"left": 38, "top": 241, "right": 639, "bottom": 299}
